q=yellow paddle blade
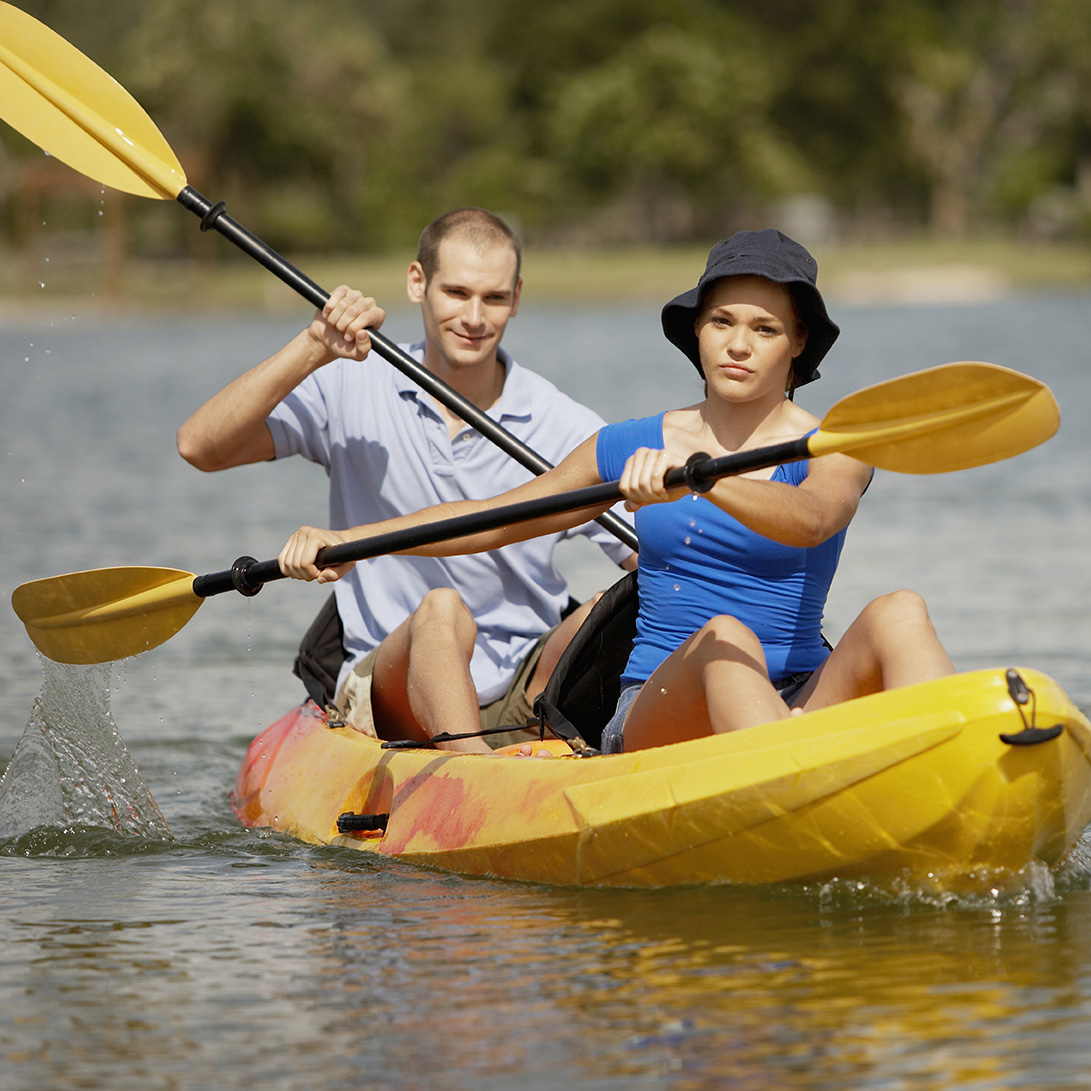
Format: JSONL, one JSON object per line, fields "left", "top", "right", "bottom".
{"left": 12, "top": 567, "right": 202, "bottom": 665}
{"left": 0, "top": 2, "right": 185, "bottom": 199}
{"left": 811, "top": 362, "right": 1059, "bottom": 472}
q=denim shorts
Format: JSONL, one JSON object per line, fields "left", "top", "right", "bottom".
{"left": 600, "top": 683, "right": 642, "bottom": 754}
{"left": 600, "top": 671, "right": 813, "bottom": 755}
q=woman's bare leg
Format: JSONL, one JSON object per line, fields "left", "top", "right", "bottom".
{"left": 622, "top": 615, "right": 789, "bottom": 751}
{"left": 797, "top": 589, "right": 954, "bottom": 711}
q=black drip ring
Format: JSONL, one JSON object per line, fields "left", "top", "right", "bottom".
{"left": 230, "top": 556, "right": 263, "bottom": 597}
{"left": 200, "top": 200, "right": 227, "bottom": 232}
{"left": 682, "top": 452, "right": 714, "bottom": 493}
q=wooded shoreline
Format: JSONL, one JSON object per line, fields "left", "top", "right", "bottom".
{"left": 2, "top": 237, "right": 1089, "bottom": 315}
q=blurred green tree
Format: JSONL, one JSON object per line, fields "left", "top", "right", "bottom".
{"left": 117, "top": 0, "right": 402, "bottom": 251}
{"left": 3, "top": 0, "right": 1091, "bottom": 253}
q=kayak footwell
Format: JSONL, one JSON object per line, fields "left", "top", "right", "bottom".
{"left": 231, "top": 668, "right": 1091, "bottom": 888}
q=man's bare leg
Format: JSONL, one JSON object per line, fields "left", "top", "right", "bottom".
{"left": 370, "top": 588, "right": 493, "bottom": 754}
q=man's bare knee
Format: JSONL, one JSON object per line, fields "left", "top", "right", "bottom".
{"left": 410, "top": 588, "right": 476, "bottom": 644}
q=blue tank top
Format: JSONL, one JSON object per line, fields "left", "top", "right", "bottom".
{"left": 596, "top": 413, "right": 847, "bottom": 685}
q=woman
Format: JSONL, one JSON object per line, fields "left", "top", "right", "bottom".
{"left": 279, "top": 229, "right": 954, "bottom": 753}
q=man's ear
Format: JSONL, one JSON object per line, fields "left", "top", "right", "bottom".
{"left": 407, "top": 261, "right": 426, "bottom": 304}
{"left": 510, "top": 276, "right": 523, "bottom": 317}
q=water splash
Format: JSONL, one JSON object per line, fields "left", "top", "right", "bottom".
{"left": 0, "top": 660, "right": 172, "bottom": 844}
{"left": 806, "top": 857, "right": 1062, "bottom": 911}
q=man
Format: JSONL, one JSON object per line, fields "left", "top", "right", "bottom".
{"left": 178, "top": 208, "right": 635, "bottom": 752}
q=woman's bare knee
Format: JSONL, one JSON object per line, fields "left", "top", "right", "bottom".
{"left": 849, "top": 588, "right": 952, "bottom": 690}
{"left": 861, "top": 589, "right": 932, "bottom": 628}
{"left": 693, "top": 614, "right": 765, "bottom": 659}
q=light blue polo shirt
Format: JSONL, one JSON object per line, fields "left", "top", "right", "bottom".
{"left": 268, "top": 343, "right": 633, "bottom": 702}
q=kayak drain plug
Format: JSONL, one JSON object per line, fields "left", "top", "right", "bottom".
{"left": 999, "top": 668, "right": 1063, "bottom": 745}
{"left": 337, "top": 812, "right": 388, "bottom": 834}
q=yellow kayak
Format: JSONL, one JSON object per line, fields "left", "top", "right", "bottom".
{"left": 230, "top": 667, "right": 1091, "bottom": 887}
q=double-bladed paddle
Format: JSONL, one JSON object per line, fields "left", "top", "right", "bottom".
{"left": 11, "top": 362, "right": 1060, "bottom": 665}
{"left": 0, "top": 2, "right": 638, "bottom": 551}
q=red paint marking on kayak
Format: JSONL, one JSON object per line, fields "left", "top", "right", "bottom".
{"left": 231, "top": 704, "right": 316, "bottom": 822}
{"left": 379, "top": 770, "right": 487, "bottom": 855}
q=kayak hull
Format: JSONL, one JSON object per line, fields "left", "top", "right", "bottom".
{"left": 231, "top": 668, "right": 1091, "bottom": 888}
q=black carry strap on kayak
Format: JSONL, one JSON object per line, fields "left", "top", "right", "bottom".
{"left": 532, "top": 571, "right": 639, "bottom": 752}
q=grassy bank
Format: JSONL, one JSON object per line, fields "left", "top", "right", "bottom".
{"left": 2, "top": 236, "right": 1089, "bottom": 315}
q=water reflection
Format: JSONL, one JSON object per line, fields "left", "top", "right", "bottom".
{"left": 274, "top": 862, "right": 1091, "bottom": 1088}
{"left": 4, "top": 835, "right": 1091, "bottom": 1088}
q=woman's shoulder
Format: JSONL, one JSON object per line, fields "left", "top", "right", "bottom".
{"left": 601, "top": 410, "right": 668, "bottom": 440}
{"left": 597, "top": 412, "right": 668, "bottom": 478}
{"left": 780, "top": 400, "right": 821, "bottom": 438}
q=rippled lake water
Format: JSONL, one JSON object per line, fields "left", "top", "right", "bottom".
{"left": 1, "top": 289, "right": 1090, "bottom": 1089}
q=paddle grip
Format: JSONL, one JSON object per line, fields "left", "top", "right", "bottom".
{"left": 175, "top": 187, "right": 638, "bottom": 554}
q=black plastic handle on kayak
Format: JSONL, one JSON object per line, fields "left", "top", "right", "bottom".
{"left": 190, "top": 441, "right": 811, "bottom": 600}
{"left": 176, "top": 186, "right": 639, "bottom": 553}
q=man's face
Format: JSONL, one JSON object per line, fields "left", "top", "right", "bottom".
{"left": 408, "top": 236, "right": 522, "bottom": 373}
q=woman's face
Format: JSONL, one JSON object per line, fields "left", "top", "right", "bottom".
{"left": 694, "top": 276, "right": 807, "bottom": 400}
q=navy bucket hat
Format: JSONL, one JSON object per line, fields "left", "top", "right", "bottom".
{"left": 661, "top": 229, "right": 839, "bottom": 389}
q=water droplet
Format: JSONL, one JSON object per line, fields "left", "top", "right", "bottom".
{"left": 684, "top": 536, "right": 691, "bottom": 545}
{"left": 98, "top": 209, "right": 104, "bottom": 216}
{"left": 38, "top": 281, "right": 45, "bottom": 288}
{"left": 673, "top": 583, "right": 681, "bottom": 592}
{"left": 689, "top": 519, "right": 696, "bottom": 527}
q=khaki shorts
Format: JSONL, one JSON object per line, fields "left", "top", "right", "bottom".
{"left": 334, "top": 630, "right": 552, "bottom": 748}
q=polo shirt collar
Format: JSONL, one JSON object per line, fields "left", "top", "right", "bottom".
{"left": 393, "top": 342, "right": 533, "bottom": 425}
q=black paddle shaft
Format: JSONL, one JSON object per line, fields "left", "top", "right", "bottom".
{"left": 175, "top": 186, "right": 638, "bottom": 553}
{"left": 190, "top": 440, "right": 812, "bottom": 600}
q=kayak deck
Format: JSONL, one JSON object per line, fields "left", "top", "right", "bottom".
{"left": 231, "top": 668, "right": 1091, "bottom": 887}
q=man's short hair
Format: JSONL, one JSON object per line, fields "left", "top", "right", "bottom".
{"left": 416, "top": 208, "right": 522, "bottom": 287}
